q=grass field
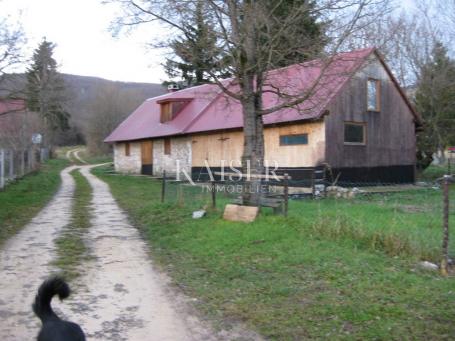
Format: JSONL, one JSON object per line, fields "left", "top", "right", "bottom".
{"left": 0, "top": 159, "right": 69, "bottom": 246}
{"left": 53, "top": 169, "right": 92, "bottom": 280}
{"left": 417, "top": 164, "right": 450, "bottom": 182}
{"left": 93, "top": 165, "right": 455, "bottom": 340}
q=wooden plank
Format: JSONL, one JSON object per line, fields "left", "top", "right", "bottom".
{"left": 232, "top": 198, "right": 282, "bottom": 208}
{"left": 141, "top": 140, "right": 153, "bottom": 165}
{"left": 213, "top": 171, "right": 291, "bottom": 180}
{"left": 191, "top": 122, "right": 325, "bottom": 169}
{"left": 223, "top": 204, "right": 259, "bottom": 223}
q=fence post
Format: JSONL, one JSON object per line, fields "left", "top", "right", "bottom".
{"left": 283, "top": 173, "right": 289, "bottom": 216}
{"left": 0, "top": 149, "right": 4, "bottom": 190}
{"left": 211, "top": 179, "right": 216, "bottom": 209}
{"left": 161, "top": 170, "right": 166, "bottom": 203}
{"left": 28, "top": 148, "right": 33, "bottom": 172}
{"left": 20, "top": 150, "right": 25, "bottom": 176}
{"left": 177, "top": 184, "right": 184, "bottom": 207}
{"left": 441, "top": 175, "right": 451, "bottom": 276}
{"left": 9, "top": 150, "right": 14, "bottom": 179}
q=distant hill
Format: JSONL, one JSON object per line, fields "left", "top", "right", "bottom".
{"left": 0, "top": 73, "right": 166, "bottom": 144}
{"left": 62, "top": 73, "right": 165, "bottom": 109}
{"left": 61, "top": 74, "right": 166, "bottom": 145}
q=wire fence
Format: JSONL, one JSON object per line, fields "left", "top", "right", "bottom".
{"left": 0, "top": 147, "right": 50, "bottom": 190}
{"left": 97, "top": 163, "right": 454, "bottom": 267}
{"left": 151, "top": 170, "right": 454, "bottom": 266}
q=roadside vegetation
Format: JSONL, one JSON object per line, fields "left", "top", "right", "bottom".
{"left": 77, "top": 149, "right": 113, "bottom": 165}
{"left": 53, "top": 168, "right": 92, "bottom": 280}
{"left": 0, "top": 159, "right": 68, "bottom": 247}
{"left": 418, "top": 164, "right": 451, "bottom": 182}
{"left": 94, "top": 165, "right": 455, "bottom": 340}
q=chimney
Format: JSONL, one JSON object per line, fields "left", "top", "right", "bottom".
{"left": 167, "top": 84, "right": 179, "bottom": 93}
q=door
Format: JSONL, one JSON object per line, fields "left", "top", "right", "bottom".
{"left": 141, "top": 140, "right": 153, "bottom": 175}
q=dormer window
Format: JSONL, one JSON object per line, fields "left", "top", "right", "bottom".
{"left": 158, "top": 98, "right": 192, "bottom": 123}
{"left": 367, "top": 78, "right": 381, "bottom": 111}
{"left": 161, "top": 102, "right": 172, "bottom": 122}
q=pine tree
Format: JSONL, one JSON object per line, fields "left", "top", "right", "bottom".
{"left": 415, "top": 42, "right": 455, "bottom": 170}
{"left": 263, "top": 0, "right": 326, "bottom": 67}
{"left": 26, "top": 38, "right": 69, "bottom": 144}
{"left": 164, "top": 0, "right": 230, "bottom": 87}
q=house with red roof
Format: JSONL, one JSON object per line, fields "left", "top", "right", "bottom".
{"left": 105, "top": 48, "right": 422, "bottom": 185}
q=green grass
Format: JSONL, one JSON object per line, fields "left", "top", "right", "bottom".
{"left": 418, "top": 164, "right": 450, "bottom": 181}
{"left": 53, "top": 169, "right": 92, "bottom": 281}
{"left": 94, "top": 165, "right": 455, "bottom": 340}
{"left": 81, "top": 153, "right": 113, "bottom": 165}
{"left": 0, "top": 159, "right": 69, "bottom": 246}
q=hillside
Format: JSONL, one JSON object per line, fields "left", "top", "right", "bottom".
{"left": 62, "top": 73, "right": 165, "bottom": 112}
{"left": 0, "top": 73, "right": 166, "bottom": 145}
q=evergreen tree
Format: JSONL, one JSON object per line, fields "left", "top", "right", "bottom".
{"left": 164, "top": 0, "right": 325, "bottom": 87}
{"left": 415, "top": 42, "right": 455, "bottom": 170}
{"left": 26, "top": 38, "right": 69, "bottom": 144}
{"left": 263, "top": 0, "right": 326, "bottom": 67}
{"left": 164, "top": 0, "right": 230, "bottom": 87}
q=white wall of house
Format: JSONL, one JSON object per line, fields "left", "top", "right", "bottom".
{"left": 113, "top": 142, "right": 141, "bottom": 174}
{"left": 153, "top": 136, "right": 192, "bottom": 176}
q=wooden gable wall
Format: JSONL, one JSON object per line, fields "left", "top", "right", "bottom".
{"left": 324, "top": 54, "right": 417, "bottom": 170}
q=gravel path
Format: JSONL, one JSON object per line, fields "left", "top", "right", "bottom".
{"left": 0, "top": 163, "right": 261, "bottom": 340}
{"left": 57, "top": 165, "right": 219, "bottom": 340}
{"left": 0, "top": 165, "right": 78, "bottom": 340}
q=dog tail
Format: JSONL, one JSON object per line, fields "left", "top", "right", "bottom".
{"left": 33, "top": 276, "right": 70, "bottom": 322}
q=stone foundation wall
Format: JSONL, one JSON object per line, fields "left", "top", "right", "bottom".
{"left": 113, "top": 142, "right": 141, "bottom": 174}
{"left": 153, "top": 137, "right": 191, "bottom": 177}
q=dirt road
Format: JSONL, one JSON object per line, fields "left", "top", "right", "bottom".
{"left": 0, "top": 163, "right": 260, "bottom": 340}
{"left": 0, "top": 166, "right": 77, "bottom": 339}
{"left": 57, "top": 165, "right": 217, "bottom": 340}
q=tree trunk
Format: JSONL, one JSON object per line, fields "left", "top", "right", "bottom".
{"left": 241, "top": 76, "right": 265, "bottom": 206}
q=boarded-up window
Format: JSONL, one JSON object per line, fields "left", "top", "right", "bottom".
{"left": 160, "top": 103, "right": 173, "bottom": 122}
{"left": 164, "top": 138, "right": 171, "bottom": 155}
{"left": 367, "top": 79, "right": 381, "bottom": 111}
{"left": 125, "top": 142, "right": 130, "bottom": 156}
{"left": 280, "top": 134, "right": 308, "bottom": 145}
{"left": 344, "top": 122, "right": 366, "bottom": 144}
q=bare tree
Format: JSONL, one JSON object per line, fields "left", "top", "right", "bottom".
{"left": 0, "top": 108, "right": 44, "bottom": 151}
{"left": 84, "top": 83, "right": 145, "bottom": 155}
{"left": 0, "top": 5, "right": 25, "bottom": 101}
{"left": 110, "top": 0, "right": 392, "bottom": 204}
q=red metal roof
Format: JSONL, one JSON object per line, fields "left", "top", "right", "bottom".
{"left": 105, "top": 48, "right": 418, "bottom": 143}
{"left": 0, "top": 99, "right": 26, "bottom": 116}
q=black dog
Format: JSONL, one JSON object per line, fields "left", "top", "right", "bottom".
{"left": 33, "top": 276, "right": 86, "bottom": 341}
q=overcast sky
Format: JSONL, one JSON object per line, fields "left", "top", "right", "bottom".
{"left": 1, "top": 0, "right": 168, "bottom": 84}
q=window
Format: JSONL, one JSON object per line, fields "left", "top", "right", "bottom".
{"left": 344, "top": 122, "right": 366, "bottom": 144}
{"left": 125, "top": 142, "right": 130, "bottom": 156}
{"left": 367, "top": 78, "right": 381, "bottom": 111}
{"left": 164, "top": 138, "right": 171, "bottom": 155}
{"left": 160, "top": 103, "right": 173, "bottom": 122}
{"left": 159, "top": 99, "right": 192, "bottom": 123}
{"left": 280, "top": 134, "right": 308, "bottom": 146}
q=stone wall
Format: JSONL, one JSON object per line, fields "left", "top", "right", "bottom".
{"left": 153, "top": 137, "right": 192, "bottom": 177}
{"left": 113, "top": 142, "right": 141, "bottom": 174}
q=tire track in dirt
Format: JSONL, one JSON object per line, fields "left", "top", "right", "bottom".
{"left": 56, "top": 165, "right": 214, "bottom": 340}
{"left": 0, "top": 162, "right": 261, "bottom": 340}
{"left": 0, "top": 166, "right": 78, "bottom": 340}
{"left": 59, "top": 165, "right": 262, "bottom": 340}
